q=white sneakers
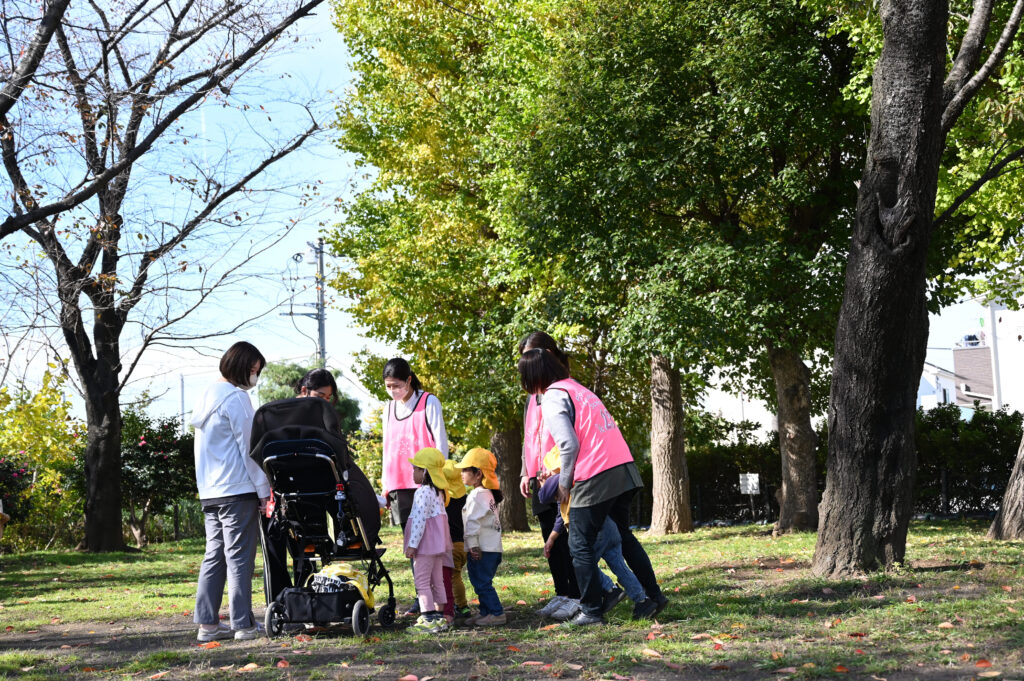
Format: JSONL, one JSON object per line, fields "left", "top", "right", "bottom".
{"left": 549, "top": 598, "right": 581, "bottom": 621}
{"left": 196, "top": 623, "right": 233, "bottom": 642}
{"left": 197, "top": 622, "right": 262, "bottom": 642}
{"left": 536, "top": 595, "right": 568, "bottom": 616}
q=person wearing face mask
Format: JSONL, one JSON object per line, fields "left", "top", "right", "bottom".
{"left": 380, "top": 357, "right": 448, "bottom": 615}
{"left": 190, "top": 341, "right": 269, "bottom": 643}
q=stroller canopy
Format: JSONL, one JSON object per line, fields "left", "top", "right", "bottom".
{"left": 250, "top": 397, "right": 381, "bottom": 550}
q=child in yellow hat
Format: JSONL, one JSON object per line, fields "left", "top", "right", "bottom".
{"left": 405, "top": 447, "right": 453, "bottom": 633}
{"left": 455, "top": 447, "right": 505, "bottom": 626}
{"left": 441, "top": 460, "right": 471, "bottom": 622}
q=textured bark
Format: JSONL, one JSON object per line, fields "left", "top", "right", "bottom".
{"left": 768, "top": 346, "right": 818, "bottom": 534}
{"left": 490, "top": 427, "right": 530, "bottom": 532}
{"left": 649, "top": 355, "right": 692, "bottom": 535}
{"left": 82, "top": 383, "right": 126, "bottom": 551}
{"left": 988, "top": 432, "right": 1024, "bottom": 539}
{"left": 812, "top": 0, "right": 947, "bottom": 577}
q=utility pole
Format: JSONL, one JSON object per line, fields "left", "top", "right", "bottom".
{"left": 282, "top": 238, "right": 327, "bottom": 368}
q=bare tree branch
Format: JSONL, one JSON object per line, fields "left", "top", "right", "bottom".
{"left": 0, "top": 0, "right": 325, "bottom": 239}
{"left": 943, "top": 0, "right": 994, "bottom": 106}
{"left": 0, "top": 0, "right": 71, "bottom": 118}
{"left": 942, "top": 0, "right": 1024, "bottom": 133}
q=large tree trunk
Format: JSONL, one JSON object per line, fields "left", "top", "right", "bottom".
{"left": 82, "top": 389, "right": 125, "bottom": 551}
{"left": 491, "top": 427, "right": 529, "bottom": 532}
{"left": 649, "top": 355, "right": 692, "bottom": 534}
{"left": 768, "top": 346, "right": 818, "bottom": 534}
{"left": 812, "top": 0, "right": 947, "bottom": 577}
{"left": 988, "top": 432, "right": 1024, "bottom": 539}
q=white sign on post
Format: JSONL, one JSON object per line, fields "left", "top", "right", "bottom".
{"left": 739, "top": 473, "right": 760, "bottom": 496}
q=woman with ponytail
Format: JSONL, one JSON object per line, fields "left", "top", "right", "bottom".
{"left": 380, "top": 357, "right": 449, "bottom": 615}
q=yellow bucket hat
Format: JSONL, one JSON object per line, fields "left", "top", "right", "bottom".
{"left": 443, "top": 459, "right": 468, "bottom": 501}
{"left": 455, "top": 447, "right": 500, "bottom": 490}
{"left": 543, "top": 445, "right": 561, "bottom": 473}
{"left": 408, "top": 447, "right": 449, "bottom": 492}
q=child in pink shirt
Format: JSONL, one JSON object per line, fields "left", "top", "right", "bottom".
{"left": 404, "top": 447, "right": 453, "bottom": 633}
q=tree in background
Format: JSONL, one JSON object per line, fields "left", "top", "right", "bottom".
{"left": 496, "top": 0, "right": 863, "bottom": 534}
{"left": 259, "top": 361, "right": 361, "bottom": 436}
{"left": 120, "top": 409, "right": 194, "bottom": 548}
{"left": 0, "top": 0, "right": 329, "bottom": 551}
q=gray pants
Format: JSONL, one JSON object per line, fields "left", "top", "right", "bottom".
{"left": 194, "top": 498, "right": 259, "bottom": 630}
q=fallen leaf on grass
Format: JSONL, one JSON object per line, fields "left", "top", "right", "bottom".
{"left": 938, "top": 622, "right": 955, "bottom": 629}
{"left": 978, "top": 672, "right": 1002, "bottom": 678}
{"left": 825, "top": 618, "right": 842, "bottom": 629}
{"left": 646, "top": 632, "right": 657, "bottom": 641}
{"left": 294, "top": 634, "right": 313, "bottom": 642}
{"left": 848, "top": 632, "right": 866, "bottom": 638}
{"left": 959, "top": 654, "right": 971, "bottom": 662}
{"left": 774, "top": 668, "right": 798, "bottom": 674}
{"left": 691, "top": 633, "right": 713, "bottom": 640}
{"left": 276, "top": 660, "right": 289, "bottom": 668}
{"left": 20, "top": 668, "right": 34, "bottom": 673}
{"left": 939, "top": 649, "right": 952, "bottom": 654}
{"left": 522, "top": 661, "right": 546, "bottom": 666}
{"left": 565, "top": 664, "right": 583, "bottom": 671}
{"left": 834, "top": 665, "right": 849, "bottom": 673}
{"left": 641, "top": 648, "right": 662, "bottom": 658}
{"left": 398, "top": 675, "right": 418, "bottom": 681}
{"left": 855, "top": 649, "right": 865, "bottom": 654}
{"left": 713, "top": 643, "right": 723, "bottom": 651}
{"left": 148, "top": 672, "right": 169, "bottom": 679}
{"left": 771, "top": 652, "right": 784, "bottom": 660}
{"left": 905, "top": 595, "right": 917, "bottom": 603}
{"left": 1002, "top": 585, "right": 1012, "bottom": 593}
{"left": 4, "top": 626, "right": 12, "bottom": 632}
{"left": 507, "top": 646, "right": 521, "bottom": 652}
{"left": 710, "top": 664, "right": 730, "bottom": 671}
{"left": 540, "top": 624, "right": 559, "bottom": 631}
{"left": 664, "top": 662, "right": 684, "bottom": 671}
{"left": 516, "top": 600, "right": 527, "bottom": 605}
{"left": 198, "top": 641, "right": 221, "bottom": 649}
{"left": 81, "top": 667, "right": 97, "bottom": 672}
{"left": 219, "top": 665, "right": 234, "bottom": 671}
{"left": 237, "top": 662, "right": 259, "bottom": 672}
{"left": 976, "top": 659, "right": 993, "bottom": 668}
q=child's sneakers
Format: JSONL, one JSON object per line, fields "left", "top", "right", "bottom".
{"left": 536, "top": 595, "right": 567, "bottom": 617}
{"left": 454, "top": 605, "right": 473, "bottom": 620}
{"left": 473, "top": 613, "right": 507, "bottom": 626}
{"left": 410, "top": 614, "right": 449, "bottom": 634}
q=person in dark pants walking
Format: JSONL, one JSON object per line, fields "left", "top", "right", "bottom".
{"left": 517, "top": 347, "right": 667, "bottom": 626}
{"left": 516, "top": 332, "right": 581, "bottom": 619}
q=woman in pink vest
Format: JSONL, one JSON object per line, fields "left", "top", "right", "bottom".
{"left": 517, "top": 332, "right": 581, "bottom": 619}
{"left": 518, "top": 348, "right": 667, "bottom": 626}
{"left": 381, "top": 357, "right": 449, "bottom": 614}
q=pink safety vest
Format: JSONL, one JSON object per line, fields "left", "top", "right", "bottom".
{"left": 545, "top": 378, "right": 633, "bottom": 483}
{"left": 523, "top": 395, "right": 554, "bottom": 478}
{"left": 382, "top": 391, "right": 437, "bottom": 496}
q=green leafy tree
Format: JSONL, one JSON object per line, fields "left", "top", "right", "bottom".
{"left": 806, "top": 0, "right": 1024, "bottom": 575}
{"left": 119, "top": 409, "right": 195, "bottom": 547}
{"left": 494, "top": 0, "right": 864, "bottom": 533}
{"left": 258, "top": 361, "right": 362, "bottom": 436}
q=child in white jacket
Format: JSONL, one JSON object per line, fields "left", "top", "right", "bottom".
{"left": 455, "top": 447, "right": 505, "bottom": 626}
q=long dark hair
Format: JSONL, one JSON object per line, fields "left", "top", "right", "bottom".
{"left": 517, "top": 347, "right": 570, "bottom": 394}
{"left": 518, "top": 331, "right": 570, "bottom": 372}
{"left": 295, "top": 368, "right": 339, "bottom": 403}
{"left": 383, "top": 357, "right": 422, "bottom": 392}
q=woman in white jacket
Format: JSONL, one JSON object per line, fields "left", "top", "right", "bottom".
{"left": 191, "top": 341, "right": 269, "bottom": 642}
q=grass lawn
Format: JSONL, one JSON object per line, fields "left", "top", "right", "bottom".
{"left": 1, "top": 520, "right": 1023, "bottom": 680}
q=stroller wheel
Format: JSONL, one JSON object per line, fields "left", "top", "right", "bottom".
{"left": 264, "top": 602, "right": 285, "bottom": 638}
{"left": 377, "top": 603, "right": 396, "bottom": 628}
{"left": 352, "top": 599, "right": 371, "bottom": 638}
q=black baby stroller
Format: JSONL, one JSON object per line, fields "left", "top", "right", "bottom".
{"left": 250, "top": 397, "right": 396, "bottom": 637}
